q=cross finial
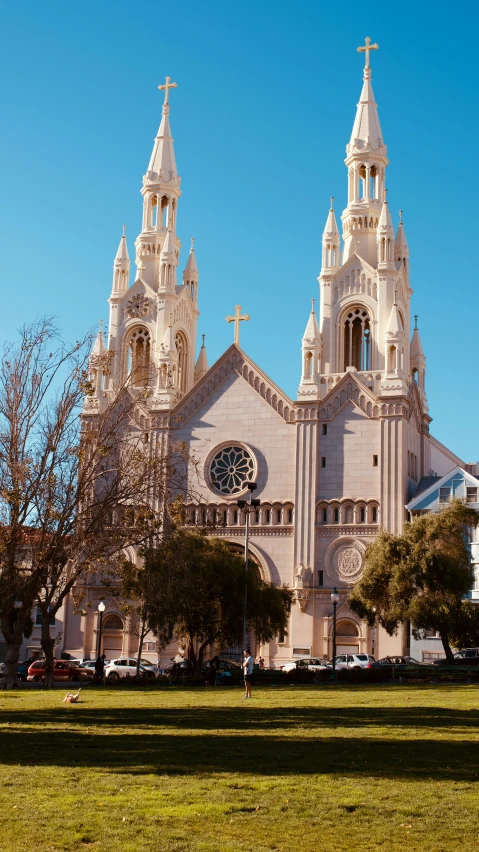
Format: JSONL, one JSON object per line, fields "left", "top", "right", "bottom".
{"left": 393, "top": 289, "right": 397, "bottom": 306}
{"left": 311, "top": 298, "right": 315, "bottom": 314}
{"left": 225, "top": 304, "right": 250, "bottom": 346}
{"left": 384, "top": 188, "right": 388, "bottom": 202}
{"left": 99, "top": 319, "right": 103, "bottom": 332}
{"left": 122, "top": 224, "right": 127, "bottom": 237}
{"left": 330, "top": 196, "right": 334, "bottom": 211}
{"left": 399, "top": 209, "right": 403, "bottom": 224}
{"left": 190, "top": 237, "right": 195, "bottom": 251}
{"left": 357, "top": 36, "right": 379, "bottom": 72}
{"left": 158, "top": 75, "right": 178, "bottom": 108}
{"left": 202, "top": 333, "right": 205, "bottom": 347}
{"left": 414, "top": 315, "right": 418, "bottom": 329}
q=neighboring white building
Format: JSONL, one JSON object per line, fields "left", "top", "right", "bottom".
{"left": 406, "top": 464, "right": 479, "bottom": 662}
{"left": 59, "top": 42, "right": 471, "bottom": 667}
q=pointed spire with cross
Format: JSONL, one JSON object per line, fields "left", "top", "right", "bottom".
{"left": 225, "top": 304, "right": 250, "bottom": 346}
{"left": 158, "top": 75, "right": 178, "bottom": 109}
{"left": 357, "top": 36, "right": 379, "bottom": 73}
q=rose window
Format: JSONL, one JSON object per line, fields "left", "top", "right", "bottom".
{"left": 209, "top": 445, "right": 255, "bottom": 495}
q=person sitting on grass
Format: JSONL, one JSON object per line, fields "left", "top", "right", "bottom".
{"left": 242, "top": 648, "right": 253, "bottom": 699}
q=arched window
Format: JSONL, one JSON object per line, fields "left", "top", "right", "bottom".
{"left": 388, "top": 345, "right": 396, "bottom": 372}
{"left": 304, "top": 351, "right": 313, "bottom": 378}
{"left": 370, "top": 164, "right": 377, "bottom": 198}
{"left": 127, "top": 327, "right": 151, "bottom": 387}
{"left": 151, "top": 195, "right": 158, "bottom": 228}
{"left": 412, "top": 367, "right": 418, "bottom": 384}
{"left": 161, "top": 195, "right": 169, "bottom": 228}
{"left": 103, "top": 614, "right": 124, "bottom": 630}
{"left": 175, "top": 331, "right": 189, "bottom": 393}
{"left": 343, "top": 307, "right": 371, "bottom": 371}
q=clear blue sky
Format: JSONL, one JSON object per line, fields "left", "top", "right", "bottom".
{"left": 0, "top": 1, "right": 478, "bottom": 460}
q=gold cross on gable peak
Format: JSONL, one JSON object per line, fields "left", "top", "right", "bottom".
{"left": 357, "top": 36, "right": 379, "bottom": 70}
{"left": 158, "top": 75, "right": 178, "bottom": 107}
{"left": 225, "top": 304, "right": 250, "bottom": 346}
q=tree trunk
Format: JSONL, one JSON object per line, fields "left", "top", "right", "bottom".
{"left": 0, "top": 612, "right": 26, "bottom": 689}
{"left": 136, "top": 615, "right": 148, "bottom": 679}
{"left": 2, "top": 638, "right": 23, "bottom": 689}
{"left": 41, "top": 617, "right": 56, "bottom": 688}
{"left": 440, "top": 630, "right": 455, "bottom": 664}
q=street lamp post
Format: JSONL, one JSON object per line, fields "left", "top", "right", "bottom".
{"left": 237, "top": 483, "right": 260, "bottom": 658}
{"left": 96, "top": 601, "right": 106, "bottom": 658}
{"left": 331, "top": 588, "right": 339, "bottom": 682}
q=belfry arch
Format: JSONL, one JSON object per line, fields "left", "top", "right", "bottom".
{"left": 341, "top": 306, "right": 372, "bottom": 371}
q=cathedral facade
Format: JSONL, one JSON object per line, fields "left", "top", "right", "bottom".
{"left": 65, "top": 47, "right": 467, "bottom": 666}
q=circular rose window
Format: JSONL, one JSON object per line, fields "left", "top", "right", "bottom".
{"left": 209, "top": 445, "right": 255, "bottom": 495}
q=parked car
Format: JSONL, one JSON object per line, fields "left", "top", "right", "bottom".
{"left": 27, "top": 659, "right": 94, "bottom": 682}
{"left": 281, "top": 658, "right": 329, "bottom": 673}
{"left": 104, "top": 658, "right": 156, "bottom": 681}
{"left": 432, "top": 648, "right": 479, "bottom": 666}
{"left": 331, "top": 653, "right": 375, "bottom": 670}
{"left": 370, "top": 655, "right": 423, "bottom": 671}
{"left": 0, "top": 658, "right": 39, "bottom": 681}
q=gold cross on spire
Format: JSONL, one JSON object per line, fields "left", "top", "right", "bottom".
{"left": 225, "top": 304, "right": 250, "bottom": 346}
{"left": 357, "top": 36, "right": 379, "bottom": 70}
{"left": 158, "top": 75, "right": 178, "bottom": 106}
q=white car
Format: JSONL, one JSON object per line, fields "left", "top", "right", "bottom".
{"left": 281, "top": 657, "right": 329, "bottom": 672}
{"left": 332, "top": 653, "right": 374, "bottom": 670}
{"left": 105, "top": 657, "right": 157, "bottom": 680}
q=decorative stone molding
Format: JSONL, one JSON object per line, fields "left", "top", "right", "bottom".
{"left": 296, "top": 589, "right": 310, "bottom": 612}
{"left": 212, "top": 527, "right": 294, "bottom": 537}
{"left": 126, "top": 293, "right": 150, "bottom": 319}
{"left": 324, "top": 537, "right": 367, "bottom": 586}
{"left": 316, "top": 526, "right": 377, "bottom": 536}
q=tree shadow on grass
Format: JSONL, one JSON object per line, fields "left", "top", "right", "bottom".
{"left": 1, "top": 701, "right": 479, "bottom": 781}
{"left": 1, "top": 701, "right": 478, "bottom": 733}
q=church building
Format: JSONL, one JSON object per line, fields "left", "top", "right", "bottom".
{"left": 65, "top": 42, "right": 469, "bottom": 666}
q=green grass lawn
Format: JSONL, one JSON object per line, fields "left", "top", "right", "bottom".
{"left": 1, "top": 684, "right": 479, "bottom": 851}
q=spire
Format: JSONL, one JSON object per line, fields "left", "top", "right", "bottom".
{"left": 161, "top": 227, "right": 176, "bottom": 261}
{"left": 323, "top": 197, "right": 340, "bottom": 239}
{"left": 90, "top": 320, "right": 106, "bottom": 361}
{"left": 410, "top": 318, "right": 425, "bottom": 360}
{"left": 159, "top": 229, "right": 177, "bottom": 291}
{"left": 386, "top": 293, "right": 402, "bottom": 336}
{"left": 321, "top": 198, "right": 340, "bottom": 272}
{"left": 183, "top": 238, "right": 198, "bottom": 279}
{"left": 146, "top": 77, "right": 178, "bottom": 184}
{"left": 377, "top": 195, "right": 393, "bottom": 232}
{"left": 302, "top": 298, "right": 321, "bottom": 342}
{"left": 395, "top": 210, "right": 410, "bottom": 273}
{"left": 298, "top": 300, "right": 322, "bottom": 400}
{"left": 112, "top": 226, "right": 130, "bottom": 294}
{"left": 183, "top": 237, "right": 198, "bottom": 301}
{"left": 348, "top": 38, "right": 385, "bottom": 155}
{"left": 194, "top": 334, "right": 209, "bottom": 383}
{"left": 377, "top": 193, "right": 394, "bottom": 267}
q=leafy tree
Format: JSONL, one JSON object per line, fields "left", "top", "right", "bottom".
{"left": 0, "top": 319, "right": 195, "bottom": 688}
{"left": 447, "top": 599, "right": 479, "bottom": 650}
{"left": 130, "top": 530, "right": 293, "bottom": 673}
{"left": 349, "top": 500, "right": 479, "bottom": 663}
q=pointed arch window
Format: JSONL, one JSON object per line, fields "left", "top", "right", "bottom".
{"left": 343, "top": 307, "right": 371, "bottom": 371}
{"left": 175, "top": 330, "right": 189, "bottom": 393}
{"left": 127, "top": 327, "right": 151, "bottom": 387}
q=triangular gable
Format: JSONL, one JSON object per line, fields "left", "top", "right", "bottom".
{"left": 318, "top": 371, "right": 379, "bottom": 422}
{"left": 337, "top": 251, "right": 376, "bottom": 280}
{"left": 119, "top": 277, "right": 157, "bottom": 306}
{"left": 406, "top": 465, "right": 479, "bottom": 511}
{"left": 172, "top": 344, "right": 294, "bottom": 427}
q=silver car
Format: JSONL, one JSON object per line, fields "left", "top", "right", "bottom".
{"left": 332, "top": 653, "right": 374, "bottom": 670}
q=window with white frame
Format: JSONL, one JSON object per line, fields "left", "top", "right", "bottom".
{"left": 439, "top": 487, "right": 452, "bottom": 503}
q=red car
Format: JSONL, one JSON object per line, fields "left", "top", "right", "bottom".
{"left": 27, "top": 660, "right": 94, "bottom": 683}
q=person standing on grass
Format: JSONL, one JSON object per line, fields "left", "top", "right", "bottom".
{"left": 242, "top": 648, "right": 253, "bottom": 699}
{"left": 95, "top": 654, "right": 106, "bottom": 684}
